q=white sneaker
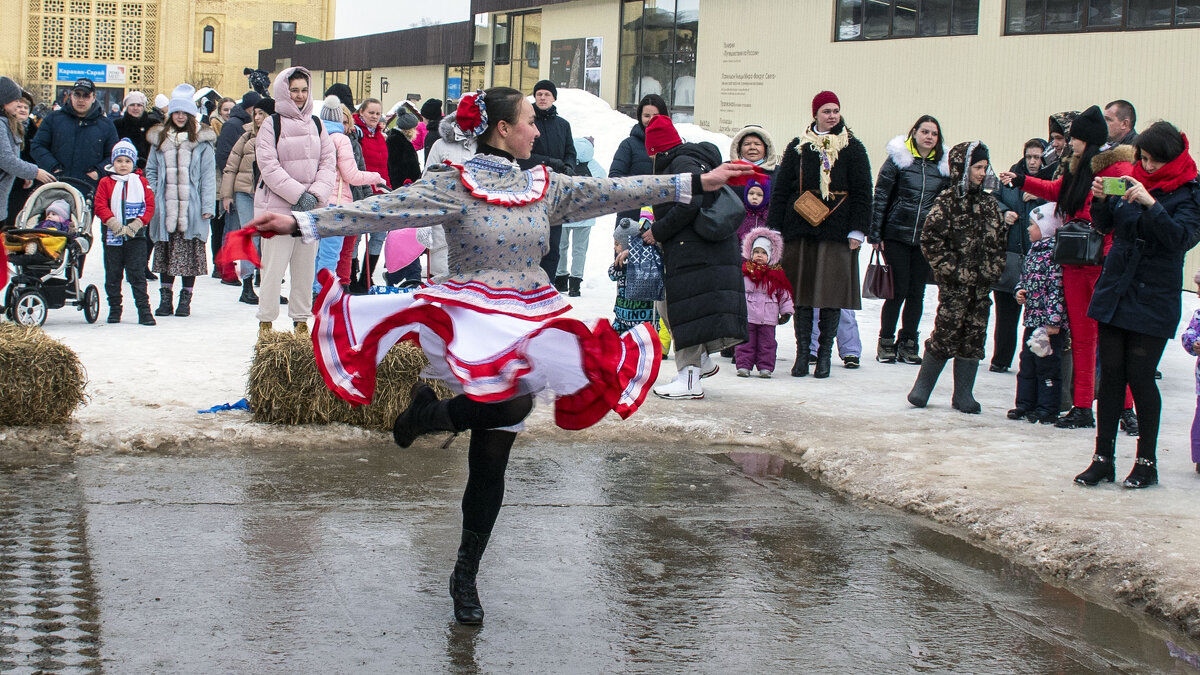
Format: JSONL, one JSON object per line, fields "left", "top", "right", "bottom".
{"left": 759, "top": 370, "right": 772, "bottom": 378}
{"left": 653, "top": 366, "right": 704, "bottom": 400}
{"left": 736, "top": 368, "right": 751, "bottom": 377}
{"left": 700, "top": 353, "right": 719, "bottom": 378}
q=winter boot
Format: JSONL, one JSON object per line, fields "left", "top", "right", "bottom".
{"left": 1119, "top": 408, "right": 1140, "bottom": 436}
{"left": 449, "top": 528, "right": 491, "bottom": 625}
{"left": 897, "top": 334, "right": 923, "bottom": 365}
{"left": 392, "top": 383, "right": 463, "bottom": 448}
{"left": 568, "top": 276, "right": 582, "bottom": 297}
{"left": 136, "top": 303, "right": 156, "bottom": 326}
{"left": 365, "top": 253, "right": 381, "bottom": 289}
{"left": 876, "top": 336, "right": 897, "bottom": 363}
{"left": 907, "top": 350, "right": 949, "bottom": 408}
{"left": 813, "top": 308, "right": 838, "bottom": 379}
{"left": 1123, "top": 457, "right": 1158, "bottom": 489}
{"left": 950, "top": 358, "right": 982, "bottom": 414}
{"left": 349, "top": 258, "right": 360, "bottom": 286}
{"left": 106, "top": 300, "right": 121, "bottom": 323}
{"left": 554, "top": 274, "right": 569, "bottom": 292}
{"left": 239, "top": 278, "right": 259, "bottom": 305}
{"left": 791, "top": 307, "right": 814, "bottom": 377}
{"left": 1074, "top": 438, "right": 1116, "bottom": 486}
{"left": 1054, "top": 406, "right": 1095, "bottom": 429}
{"left": 174, "top": 289, "right": 193, "bottom": 317}
{"left": 653, "top": 366, "right": 704, "bottom": 400}
{"left": 154, "top": 288, "right": 173, "bottom": 316}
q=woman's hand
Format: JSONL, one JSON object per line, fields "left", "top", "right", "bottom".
{"left": 34, "top": 169, "right": 55, "bottom": 184}
{"left": 641, "top": 229, "right": 656, "bottom": 245}
{"left": 247, "top": 211, "right": 299, "bottom": 236}
{"left": 223, "top": 198, "right": 233, "bottom": 212}
{"left": 1090, "top": 176, "right": 1108, "bottom": 201}
{"left": 874, "top": 241, "right": 885, "bottom": 252}
{"left": 1004, "top": 211, "right": 1018, "bottom": 225}
{"left": 202, "top": 213, "right": 213, "bottom": 220}
{"left": 998, "top": 171, "right": 1017, "bottom": 186}
{"left": 1022, "top": 192, "right": 1038, "bottom": 202}
{"left": 699, "top": 162, "right": 756, "bottom": 191}
{"left": 848, "top": 238, "right": 862, "bottom": 250}
{"left": 1122, "top": 176, "right": 1156, "bottom": 207}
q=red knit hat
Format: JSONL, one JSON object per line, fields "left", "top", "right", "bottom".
{"left": 644, "top": 114, "right": 682, "bottom": 155}
{"left": 811, "top": 90, "right": 840, "bottom": 117}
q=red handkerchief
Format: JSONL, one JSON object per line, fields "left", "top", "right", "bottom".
{"left": 215, "top": 225, "right": 263, "bottom": 269}
{"left": 725, "top": 160, "right": 770, "bottom": 187}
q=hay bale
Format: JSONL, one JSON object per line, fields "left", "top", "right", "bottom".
{"left": 0, "top": 323, "right": 88, "bottom": 426}
{"left": 247, "top": 330, "right": 451, "bottom": 431}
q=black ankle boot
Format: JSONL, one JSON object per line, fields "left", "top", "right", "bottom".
{"left": 239, "top": 278, "right": 259, "bottom": 305}
{"left": 1074, "top": 439, "right": 1116, "bottom": 486}
{"left": 567, "top": 276, "right": 582, "bottom": 297}
{"left": 450, "top": 529, "right": 490, "bottom": 625}
{"left": 1122, "top": 457, "right": 1158, "bottom": 489}
{"left": 897, "top": 334, "right": 923, "bottom": 365}
{"left": 154, "top": 288, "right": 173, "bottom": 316}
{"left": 876, "top": 336, "right": 897, "bottom": 363}
{"left": 554, "top": 274, "right": 569, "bottom": 292}
{"left": 174, "top": 289, "right": 193, "bottom": 317}
{"left": 107, "top": 303, "right": 121, "bottom": 323}
{"left": 392, "top": 383, "right": 462, "bottom": 448}
{"left": 136, "top": 303, "right": 156, "bottom": 326}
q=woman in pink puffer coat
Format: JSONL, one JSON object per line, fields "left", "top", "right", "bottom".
{"left": 253, "top": 66, "right": 336, "bottom": 334}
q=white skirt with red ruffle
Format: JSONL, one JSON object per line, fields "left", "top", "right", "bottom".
{"left": 310, "top": 270, "right": 661, "bottom": 430}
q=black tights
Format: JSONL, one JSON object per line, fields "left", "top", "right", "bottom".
{"left": 160, "top": 274, "right": 196, "bottom": 290}
{"left": 1096, "top": 323, "right": 1166, "bottom": 457}
{"left": 878, "top": 240, "right": 929, "bottom": 340}
{"left": 450, "top": 394, "right": 533, "bottom": 535}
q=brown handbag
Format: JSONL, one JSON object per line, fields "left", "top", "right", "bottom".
{"left": 792, "top": 151, "right": 847, "bottom": 226}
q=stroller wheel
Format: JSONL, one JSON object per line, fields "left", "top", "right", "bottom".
{"left": 14, "top": 288, "right": 48, "bottom": 327}
{"left": 82, "top": 285, "right": 100, "bottom": 323}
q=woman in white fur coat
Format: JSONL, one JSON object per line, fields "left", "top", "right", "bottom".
{"left": 145, "top": 84, "right": 217, "bottom": 318}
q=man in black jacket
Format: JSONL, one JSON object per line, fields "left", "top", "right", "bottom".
{"left": 31, "top": 78, "right": 117, "bottom": 192}
{"left": 524, "top": 80, "right": 578, "bottom": 284}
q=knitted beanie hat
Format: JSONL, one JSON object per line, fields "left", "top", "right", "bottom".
{"left": 1070, "top": 105, "right": 1108, "bottom": 147}
{"left": 319, "top": 95, "right": 344, "bottom": 122}
{"left": 45, "top": 199, "right": 70, "bottom": 222}
{"left": 0, "top": 77, "right": 21, "bottom": 108}
{"left": 533, "top": 79, "right": 557, "bottom": 100}
{"left": 395, "top": 112, "right": 419, "bottom": 130}
{"left": 811, "top": 90, "right": 840, "bottom": 117}
{"left": 239, "top": 91, "right": 262, "bottom": 111}
{"left": 420, "top": 98, "right": 443, "bottom": 120}
{"left": 167, "top": 84, "right": 199, "bottom": 117}
{"left": 969, "top": 142, "right": 990, "bottom": 166}
{"left": 644, "top": 115, "right": 682, "bottom": 155}
{"left": 111, "top": 137, "right": 138, "bottom": 164}
{"left": 122, "top": 91, "right": 147, "bottom": 108}
{"left": 253, "top": 98, "right": 275, "bottom": 116}
{"left": 154, "top": 93, "right": 169, "bottom": 110}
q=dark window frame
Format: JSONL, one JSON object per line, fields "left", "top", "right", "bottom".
{"left": 833, "top": 0, "right": 980, "bottom": 41}
{"left": 273, "top": 21, "right": 296, "bottom": 33}
{"left": 202, "top": 25, "right": 215, "bottom": 53}
{"left": 616, "top": 0, "right": 699, "bottom": 119}
{"left": 490, "top": 9, "right": 541, "bottom": 92}
{"left": 1004, "top": 0, "right": 1200, "bottom": 34}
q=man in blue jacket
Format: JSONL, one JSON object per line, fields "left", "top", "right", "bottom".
{"left": 31, "top": 78, "right": 117, "bottom": 193}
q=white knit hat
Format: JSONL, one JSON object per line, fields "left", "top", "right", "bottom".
{"left": 154, "top": 93, "right": 169, "bottom": 110}
{"left": 318, "top": 95, "right": 344, "bottom": 122}
{"left": 167, "top": 83, "right": 199, "bottom": 117}
{"left": 111, "top": 137, "right": 138, "bottom": 164}
{"left": 123, "top": 91, "right": 147, "bottom": 108}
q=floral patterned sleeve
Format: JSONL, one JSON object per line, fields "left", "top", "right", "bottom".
{"left": 544, "top": 174, "right": 692, "bottom": 227}
{"left": 1183, "top": 309, "right": 1200, "bottom": 355}
{"left": 294, "top": 166, "right": 465, "bottom": 242}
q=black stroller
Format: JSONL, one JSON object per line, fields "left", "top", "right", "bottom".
{"left": 2, "top": 177, "right": 100, "bottom": 326}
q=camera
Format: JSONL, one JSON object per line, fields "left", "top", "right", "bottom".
{"left": 1102, "top": 177, "right": 1129, "bottom": 196}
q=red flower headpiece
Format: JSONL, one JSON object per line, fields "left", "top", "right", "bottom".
{"left": 454, "top": 89, "right": 488, "bottom": 139}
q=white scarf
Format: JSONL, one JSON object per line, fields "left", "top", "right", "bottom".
{"left": 109, "top": 172, "right": 146, "bottom": 224}
{"left": 801, "top": 124, "right": 850, "bottom": 199}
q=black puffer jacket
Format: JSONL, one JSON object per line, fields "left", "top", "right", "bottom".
{"left": 650, "top": 141, "right": 747, "bottom": 350}
{"left": 214, "top": 104, "right": 252, "bottom": 173}
{"left": 386, "top": 128, "right": 422, "bottom": 187}
{"left": 113, "top": 111, "right": 157, "bottom": 170}
{"left": 768, "top": 121, "right": 873, "bottom": 243}
{"left": 868, "top": 134, "right": 950, "bottom": 245}
{"left": 529, "top": 104, "right": 576, "bottom": 175}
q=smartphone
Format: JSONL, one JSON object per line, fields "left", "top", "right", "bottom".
{"left": 1102, "top": 177, "right": 1129, "bottom": 196}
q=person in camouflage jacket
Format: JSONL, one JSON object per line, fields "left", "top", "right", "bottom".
{"left": 908, "top": 140, "right": 1008, "bottom": 413}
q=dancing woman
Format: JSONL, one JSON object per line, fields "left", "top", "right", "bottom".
{"left": 249, "top": 87, "right": 750, "bottom": 625}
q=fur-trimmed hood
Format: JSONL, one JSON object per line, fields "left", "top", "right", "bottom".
{"left": 885, "top": 134, "right": 949, "bottom": 176}
{"left": 741, "top": 226, "right": 783, "bottom": 264}
{"left": 1086, "top": 143, "right": 1135, "bottom": 175}
{"left": 146, "top": 124, "right": 217, "bottom": 145}
{"left": 730, "top": 125, "right": 779, "bottom": 171}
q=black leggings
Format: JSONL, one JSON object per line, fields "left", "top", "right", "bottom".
{"left": 1096, "top": 323, "right": 1167, "bottom": 457}
{"left": 450, "top": 394, "right": 533, "bottom": 535}
{"left": 990, "top": 290, "right": 1022, "bottom": 370}
{"left": 878, "top": 240, "right": 929, "bottom": 340}
{"left": 160, "top": 274, "right": 196, "bottom": 290}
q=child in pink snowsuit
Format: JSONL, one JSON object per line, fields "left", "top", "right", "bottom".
{"left": 735, "top": 226, "right": 794, "bottom": 377}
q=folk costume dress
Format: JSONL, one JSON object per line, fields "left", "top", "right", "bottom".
{"left": 296, "top": 148, "right": 699, "bottom": 430}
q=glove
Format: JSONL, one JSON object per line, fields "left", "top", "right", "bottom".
{"left": 1027, "top": 326, "right": 1053, "bottom": 357}
{"left": 126, "top": 218, "right": 144, "bottom": 235}
{"left": 294, "top": 192, "right": 319, "bottom": 212}
{"left": 778, "top": 313, "right": 792, "bottom": 325}
{"left": 118, "top": 225, "right": 136, "bottom": 238}
{"left": 105, "top": 217, "right": 120, "bottom": 233}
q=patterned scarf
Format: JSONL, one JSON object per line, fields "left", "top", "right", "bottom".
{"left": 801, "top": 124, "right": 850, "bottom": 199}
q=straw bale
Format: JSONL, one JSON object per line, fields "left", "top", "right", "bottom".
{"left": 247, "top": 331, "right": 450, "bottom": 431}
{"left": 0, "top": 323, "right": 88, "bottom": 426}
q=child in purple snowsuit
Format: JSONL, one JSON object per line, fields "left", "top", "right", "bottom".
{"left": 735, "top": 226, "right": 793, "bottom": 377}
{"left": 735, "top": 177, "right": 770, "bottom": 247}
{"left": 1182, "top": 298, "right": 1200, "bottom": 473}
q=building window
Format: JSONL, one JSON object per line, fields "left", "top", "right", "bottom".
{"left": 273, "top": 21, "right": 296, "bottom": 34}
{"left": 835, "top": 0, "right": 980, "bottom": 40}
{"left": 491, "top": 10, "right": 541, "bottom": 94}
{"left": 618, "top": 0, "right": 699, "bottom": 121}
{"left": 446, "top": 63, "right": 486, "bottom": 101}
{"left": 1006, "top": 0, "right": 1200, "bottom": 33}
{"left": 202, "top": 25, "right": 214, "bottom": 53}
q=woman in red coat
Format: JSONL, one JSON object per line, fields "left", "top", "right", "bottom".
{"left": 1000, "top": 104, "right": 1135, "bottom": 431}
{"left": 352, "top": 98, "right": 390, "bottom": 288}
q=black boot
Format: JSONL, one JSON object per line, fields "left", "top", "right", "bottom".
{"left": 907, "top": 349, "right": 948, "bottom": 407}
{"left": 1054, "top": 406, "right": 1095, "bottom": 429}
{"left": 450, "top": 529, "right": 490, "bottom": 625}
{"left": 876, "top": 336, "right": 897, "bottom": 363}
{"left": 365, "top": 253, "right": 380, "bottom": 288}
{"left": 154, "top": 287, "right": 173, "bottom": 316}
{"left": 554, "top": 274, "right": 569, "bottom": 292}
{"left": 239, "top": 278, "right": 259, "bottom": 305}
{"left": 951, "top": 358, "right": 981, "bottom": 414}
{"left": 897, "top": 333, "right": 923, "bottom": 365}
{"left": 567, "top": 276, "right": 582, "bottom": 297}
{"left": 791, "top": 307, "right": 814, "bottom": 377}
{"left": 1119, "top": 408, "right": 1140, "bottom": 436}
{"left": 392, "top": 383, "right": 463, "bottom": 448}
{"left": 1074, "top": 438, "right": 1116, "bottom": 486}
{"left": 174, "top": 289, "right": 192, "bottom": 317}
{"left": 136, "top": 302, "right": 156, "bottom": 326}
{"left": 1122, "top": 457, "right": 1158, "bottom": 489}
{"left": 106, "top": 301, "right": 121, "bottom": 323}
{"left": 813, "top": 308, "right": 838, "bottom": 379}
{"left": 350, "top": 257, "right": 360, "bottom": 286}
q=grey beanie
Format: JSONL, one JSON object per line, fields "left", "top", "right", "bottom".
{"left": 395, "top": 112, "right": 419, "bottom": 130}
{"left": 46, "top": 199, "right": 71, "bottom": 222}
{"left": 0, "top": 77, "right": 22, "bottom": 108}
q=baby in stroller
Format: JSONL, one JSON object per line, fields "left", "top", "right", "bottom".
{"left": 36, "top": 199, "right": 72, "bottom": 233}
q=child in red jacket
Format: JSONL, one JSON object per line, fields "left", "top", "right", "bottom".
{"left": 94, "top": 138, "right": 156, "bottom": 325}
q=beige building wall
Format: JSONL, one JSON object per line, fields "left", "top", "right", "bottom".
{"left": 539, "top": 0, "right": 621, "bottom": 107}
{"left": 372, "top": 65, "right": 447, "bottom": 115}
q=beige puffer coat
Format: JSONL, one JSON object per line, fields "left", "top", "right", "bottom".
{"left": 220, "top": 122, "right": 257, "bottom": 200}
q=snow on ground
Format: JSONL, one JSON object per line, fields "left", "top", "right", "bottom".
{"left": 8, "top": 89, "right": 1200, "bottom": 637}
